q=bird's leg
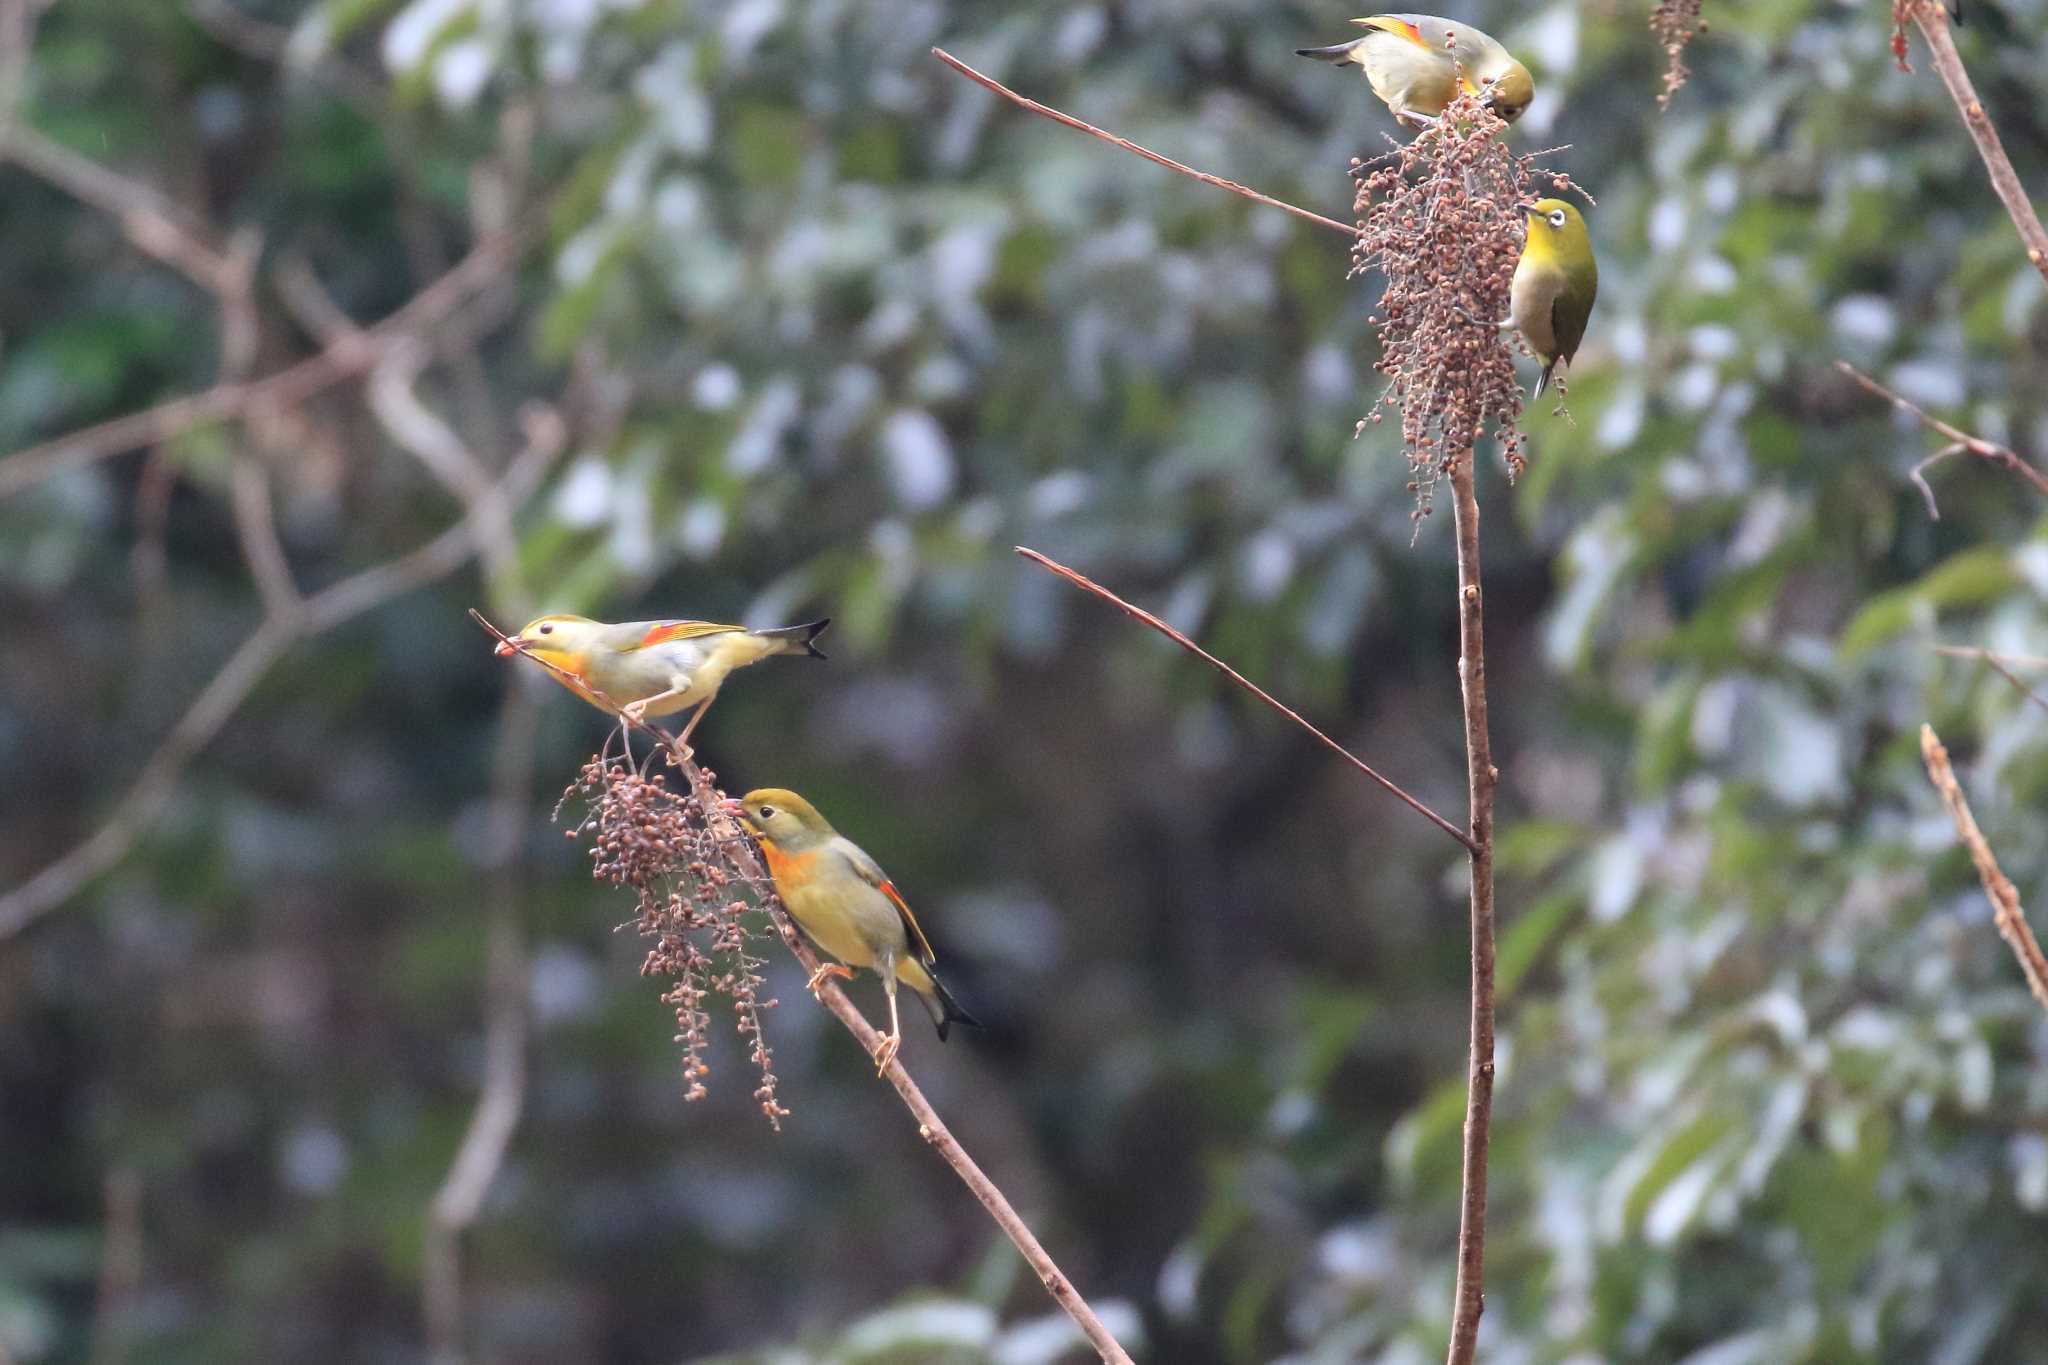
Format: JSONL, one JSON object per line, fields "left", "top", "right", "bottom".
{"left": 874, "top": 978, "right": 903, "bottom": 1076}
{"left": 807, "top": 962, "right": 855, "bottom": 997}
{"left": 668, "top": 695, "right": 716, "bottom": 757}
{"left": 620, "top": 677, "right": 697, "bottom": 759}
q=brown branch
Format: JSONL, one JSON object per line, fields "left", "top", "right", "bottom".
{"left": 1921, "top": 723, "right": 2048, "bottom": 1014}
{"left": 931, "top": 47, "right": 1356, "bottom": 240}
{"left": 0, "top": 410, "right": 566, "bottom": 939}
{"left": 0, "top": 234, "right": 514, "bottom": 501}
{"left": 1905, "top": 1, "right": 2048, "bottom": 286}
{"left": 424, "top": 687, "right": 537, "bottom": 1364}
{"left": 1836, "top": 360, "right": 2048, "bottom": 513}
{"left": 475, "top": 616, "right": 1135, "bottom": 1363}
{"left": 689, "top": 764, "right": 1137, "bottom": 1365}
{"left": 88, "top": 1167, "right": 142, "bottom": 1365}
{"left": 1932, "top": 644, "right": 2048, "bottom": 717}
{"left": 1443, "top": 457, "right": 1498, "bottom": 1365}
{"left": 1014, "top": 545, "right": 1473, "bottom": 851}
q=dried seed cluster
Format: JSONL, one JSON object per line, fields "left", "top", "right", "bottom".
{"left": 563, "top": 757, "right": 790, "bottom": 1127}
{"left": 1652, "top": 0, "right": 1706, "bottom": 106}
{"left": 1349, "top": 89, "right": 1535, "bottom": 525}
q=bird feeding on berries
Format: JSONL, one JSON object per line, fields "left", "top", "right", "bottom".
{"left": 494, "top": 614, "right": 829, "bottom": 753}
{"left": 724, "top": 788, "right": 979, "bottom": 1076}
{"left": 1297, "top": 14, "right": 1534, "bottom": 129}
{"left": 1511, "top": 198, "right": 1598, "bottom": 402}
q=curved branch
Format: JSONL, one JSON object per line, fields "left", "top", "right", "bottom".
{"left": 1921, "top": 724, "right": 2048, "bottom": 1014}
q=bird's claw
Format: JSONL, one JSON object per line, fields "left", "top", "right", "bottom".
{"left": 806, "top": 963, "right": 855, "bottom": 997}
{"left": 872, "top": 1033, "right": 900, "bottom": 1076}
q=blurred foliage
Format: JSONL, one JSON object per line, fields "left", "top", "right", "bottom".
{"left": 4, "top": 0, "right": 2048, "bottom": 1362}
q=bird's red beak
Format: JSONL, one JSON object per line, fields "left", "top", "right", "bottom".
{"left": 494, "top": 638, "right": 520, "bottom": 656}
{"left": 717, "top": 798, "right": 748, "bottom": 820}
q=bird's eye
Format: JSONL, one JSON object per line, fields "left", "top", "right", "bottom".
{"left": 538, "top": 622, "right": 553, "bottom": 635}
{"left": 757, "top": 805, "right": 777, "bottom": 820}
{"left": 1549, "top": 210, "right": 1567, "bottom": 228}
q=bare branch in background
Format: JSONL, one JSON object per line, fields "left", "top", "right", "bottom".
{"left": 1836, "top": 361, "right": 2048, "bottom": 515}
{"left": 1015, "top": 546, "right": 1474, "bottom": 851}
{"left": 1921, "top": 724, "right": 2048, "bottom": 1014}
{"left": 931, "top": 47, "right": 1356, "bottom": 239}
{"left": 1932, "top": 645, "right": 2048, "bottom": 718}
{"left": 88, "top": 1168, "right": 143, "bottom": 1365}
{"left": 0, "top": 411, "right": 567, "bottom": 940}
{"left": 0, "top": 236, "right": 514, "bottom": 500}
{"left": 1901, "top": 1, "right": 2048, "bottom": 287}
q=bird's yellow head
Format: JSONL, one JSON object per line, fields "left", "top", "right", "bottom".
{"left": 727, "top": 788, "right": 834, "bottom": 850}
{"left": 496, "top": 613, "right": 600, "bottom": 667}
{"left": 1481, "top": 61, "right": 1534, "bottom": 123}
{"left": 1519, "top": 198, "right": 1590, "bottom": 263}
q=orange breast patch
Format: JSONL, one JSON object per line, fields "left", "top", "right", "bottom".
{"left": 759, "top": 842, "right": 820, "bottom": 892}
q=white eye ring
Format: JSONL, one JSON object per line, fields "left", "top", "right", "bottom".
{"left": 1549, "top": 210, "right": 1567, "bottom": 228}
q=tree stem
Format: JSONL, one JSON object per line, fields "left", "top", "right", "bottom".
{"left": 1444, "top": 454, "right": 1498, "bottom": 1365}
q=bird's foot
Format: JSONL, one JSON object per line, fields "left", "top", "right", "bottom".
{"left": 872, "top": 1032, "right": 901, "bottom": 1076}
{"left": 806, "top": 963, "right": 855, "bottom": 997}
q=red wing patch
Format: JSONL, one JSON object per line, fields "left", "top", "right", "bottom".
{"left": 1357, "top": 15, "right": 1426, "bottom": 46}
{"left": 632, "top": 620, "right": 741, "bottom": 650}
{"left": 877, "top": 880, "right": 937, "bottom": 965}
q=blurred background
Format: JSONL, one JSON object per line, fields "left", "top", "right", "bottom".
{"left": 4, "top": 0, "right": 2048, "bottom": 1360}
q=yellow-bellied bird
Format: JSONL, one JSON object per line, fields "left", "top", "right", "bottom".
{"left": 1511, "top": 198, "right": 1598, "bottom": 401}
{"left": 726, "top": 788, "right": 978, "bottom": 1074}
{"left": 1297, "top": 14, "right": 1534, "bottom": 129}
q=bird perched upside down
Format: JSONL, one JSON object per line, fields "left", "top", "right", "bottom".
{"left": 1297, "top": 14, "right": 1534, "bottom": 129}
{"left": 725, "top": 788, "right": 979, "bottom": 1075}
{"left": 1510, "top": 198, "right": 1598, "bottom": 402}
{"left": 494, "top": 614, "right": 829, "bottom": 753}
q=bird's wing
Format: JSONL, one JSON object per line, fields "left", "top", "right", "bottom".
{"left": 616, "top": 620, "right": 746, "bottom": 652}
{"left": 1351, "top": 15, "right": 1430, "bottom": 47}
{"left": 1550, "top": 289, "right": 1589, "bottom": 366}
{"left": 837, "top": 839, "right": 938, "bottom": 965}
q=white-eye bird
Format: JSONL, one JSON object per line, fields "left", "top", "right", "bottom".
{"left": 1510, "top": 198, "right": 1598, "bottom": 401}
{"left": 1297, "top": 14, "right": 1534, "bottom": 129}
{"left": 494, "top": 614, "right": 829, "bottom": 750}
{"left": 725, "top": 788, "right": 978, "bottom": 1075}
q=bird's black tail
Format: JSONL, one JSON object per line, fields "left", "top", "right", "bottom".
{"left": 1295, "top": 41, "right": 1357, "bottom": 63}
{"left": 918, "top": 966, "right": 983, "bottom": 1043}
{"left": 759, "top": 618, "right": 831, "bottom": 659}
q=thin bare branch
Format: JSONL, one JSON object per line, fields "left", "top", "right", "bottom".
{"left": 1933, "top": 644, "right": 2048, "bottom": 717}
{"left": 1014, "top": 545, "right": 1473, "bottom": 851}
{"left": 424, "top": 687, "right": 537, "bottom": 1364}
{"left": 0, "top": 409, "right": 567, "bottom": 939}
{"left": 1904, "top": 1, "right": 2048, "bottom": 286}
{"left": 474, "top": 612, "right": 1137, "bottom": 1360}
{"left": 0, "top": 234, "right": 515, "bottom": 501}
{"left": 1836, "top": 360, "right": 2048, "bottom": 510}
{"left": 88, "top": 1167, "right": 142, "bottom": 1365}
{"left": 1909, "top": 443, "right": 1968, "bottom": 520}
{"left": 1921, "top": 723, "right": 2048, "bottom": 1014}
{"left": 931, "top": 47, "right": 1356, "bottom": 240}
{"left": 1443, "top": 457, "right": 1498, "bottom": 1365}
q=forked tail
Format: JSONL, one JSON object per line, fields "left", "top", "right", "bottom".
{"left": 758, "top": 618, "right": 831, "bottom": 659}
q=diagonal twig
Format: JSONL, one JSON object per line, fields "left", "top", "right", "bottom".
{"left": 1933, "top": 644, "right": 2048, "bottom": 717}
{"left": 478, "top": 614, "right": 1137, "bottom": 1364}
{"left": 1902, "top": 1, "right": 2048, "bottom": 286}
{"left": 1921, "top": 723, "right": 2048, "bottom": 1014}
{"left": 1014, "top": 546, "right": 1474, "bottom": 852}
{"left": 1836, "top": 360, "right": 2048, "bottom": 516}
{"left": 931, "top": 47, "right": 1356, "bottom": 240}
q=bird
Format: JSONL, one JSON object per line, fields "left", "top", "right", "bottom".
{"left": 724, "top": 787, "right": 979, "bottom": 1075}
{"left": 493, "top": 614, "right": 829, "bottom": 753}
{"left": 1510, "top": 198, "right": 1598, "bottom": 402}
{"left": 1296, "top": 14, "right": 1534, "bottom": 129}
